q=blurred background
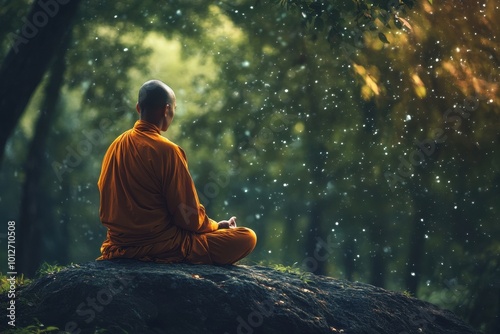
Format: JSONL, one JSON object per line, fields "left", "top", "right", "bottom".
{"left": 0, "top": 0, "right": 498, "bottom": 332}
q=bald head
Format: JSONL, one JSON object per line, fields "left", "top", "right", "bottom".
{"left": 138, "top": 80, "right": 175, "bottom": 114}
{"left": 137, "top": 80, "right": 176, "bottom": 131}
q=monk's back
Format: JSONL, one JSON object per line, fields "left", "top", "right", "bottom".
{"left": 97, "top": 80, "right": 255, "bottom": 265}
{"left": 98, "top": 120, "right": 184, "bottom": 246}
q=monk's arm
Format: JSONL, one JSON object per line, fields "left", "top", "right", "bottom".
{"left": 163, "top": 146, "right": 219, "bottom": 233}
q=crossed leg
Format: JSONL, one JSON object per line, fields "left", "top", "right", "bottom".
{"left": 186, "top": 227, "right": 257, "bottom": 265}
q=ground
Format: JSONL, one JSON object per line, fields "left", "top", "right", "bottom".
{"left": 0, "top": 259, "right": 479, "bottom": 334}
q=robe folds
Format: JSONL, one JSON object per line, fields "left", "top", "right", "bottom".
{"left": 97, "top": 120, "right": 256, "bottom": 265}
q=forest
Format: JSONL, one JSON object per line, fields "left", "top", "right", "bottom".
{"left": 0, "top": 0, "right": 498, "bottom": 333}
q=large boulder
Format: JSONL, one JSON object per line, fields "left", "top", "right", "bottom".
{"left": 1, "top": 260, "right": 479, "bottom": 333}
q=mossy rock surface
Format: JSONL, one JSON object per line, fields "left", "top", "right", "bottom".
{"left": 0, "top": 260, "right": 479, "bottom": 333}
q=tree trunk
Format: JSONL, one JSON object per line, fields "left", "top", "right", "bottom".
{"left": 342, "top": 237, "right": 356, "bottom": 281}
{"left": 361, "top": 98, "right": 388, "bottom": 288}
{"left": 404, "top": 169, "right": 433, "bottom": 295}
{"left": 0, "top": 0, "right": 81, "bottom": 164}
{"left": 368, "top": 215, "right": 387, "bottom": 288}
{"left": 18, "top": 28, "right": 71, "bottom": 276}
{"left": 302, "top": 41, "right": 330, "bottom": 276}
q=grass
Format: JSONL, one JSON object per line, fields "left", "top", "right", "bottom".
{"left": 35, "top": 262, "right": 78, "bottom": 277}
{"left": 2, "top": 319, "right": 60, "bottom": 333}
{"left": 0, "top": 273, "right": 31, "bottom": 294}
{"left": 255, "top": 260, "right": 312, "bottom": 283}
{"left": 1, "top": 262, "right": 80, "bottom": 295}
{"left": 1, "top": 263, "right": 80, "bottom": 334}
{"left": 402, "top": 290, "right": 414, "bottom": 298}
{"left": 271, "top": 263, "right": 312, "bottom": 283}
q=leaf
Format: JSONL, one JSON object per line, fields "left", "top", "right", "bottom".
{"left": 428, "top": 0, "right": 433, "bottom": 4}
{"left": 411, "top": 73, "right": 427, "bottom": 98}
{"left": 378, "top": 32, "right": 390, "bottom": 44}
{"left": 365, "top": 75, "right": 380, "bottom": 95}
{"left": 353, "top": 63, "right": 366, "bottom": 76}
{"left": 397, "top": 16, "right": 413, "bottom": 31}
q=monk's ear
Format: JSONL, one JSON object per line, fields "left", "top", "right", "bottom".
{"left": 136, "top": 103, "right": 141, "bottom": 115}
{"left": 166, "top": 103, "right": 175, "bottom": 116}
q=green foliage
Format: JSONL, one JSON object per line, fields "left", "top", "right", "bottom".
{"left": 272, "top": 263, "right": 312, "bottom": 283}
{"left": 257, "top": 261, "right": 312, "bottom": 283}
{"left": 0, "top": 273, "right": 31, "bottom": 294}
{"left": 0, "top": 0, "right": 32, "bottom": 58}
{"left": 0, "top": 263, "right": 79, "bottom": 294}
{"left": 2, "top": 319, "right": 59, "bottom": 333}
{"left": 273, "top": 0, "right": 416, "bottom": 49}
{"left": 402, "top": 290, "right": 413, "bottom": 298}
{"left": 0, "top": 1, "right": 498, "bottom": 332}
{"left": 36, "top": 262, "right": 79, "bottom": 278}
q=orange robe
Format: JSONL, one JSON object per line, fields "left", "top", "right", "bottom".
{"left": 97, "top": 120, "right": 256, "bottom": 264}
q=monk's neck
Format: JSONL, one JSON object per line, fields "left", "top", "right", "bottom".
{"left": 135, "top": 119, "right": 161, "bottom": 134}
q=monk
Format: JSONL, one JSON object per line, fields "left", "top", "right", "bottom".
{"left": 97, "top": 80, "right": 257, "bottom": 265}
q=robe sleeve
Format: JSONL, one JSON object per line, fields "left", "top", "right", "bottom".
{"left": 163, "top": 145, "right": 219, "bottom": 233}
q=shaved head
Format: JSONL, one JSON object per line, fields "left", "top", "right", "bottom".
{"left": 138, "top": 80, "right": 175, "bottom": 114}
{"left": 136, "top": 80, "right": 176, "bottom": 131}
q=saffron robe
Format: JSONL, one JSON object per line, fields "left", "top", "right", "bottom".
{"left": 97, "top": 120, "right": 256, "bottom": 264}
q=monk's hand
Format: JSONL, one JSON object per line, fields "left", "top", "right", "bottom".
{"left": 218, "top": 216, "right": 237, "bottom": 229}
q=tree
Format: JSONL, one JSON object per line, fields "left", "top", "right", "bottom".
{"left": 1, "top": 1, "right": 498, "bottom": 331}
{"left": 0, "top": 0, "right": 82, "bottom": 164}
{"left": 18, "top": 29, "right": 72, "bottom": 276}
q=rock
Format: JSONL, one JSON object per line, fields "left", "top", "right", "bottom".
{"left": 1, "top": 259, "right": 479, "bottom": 334}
